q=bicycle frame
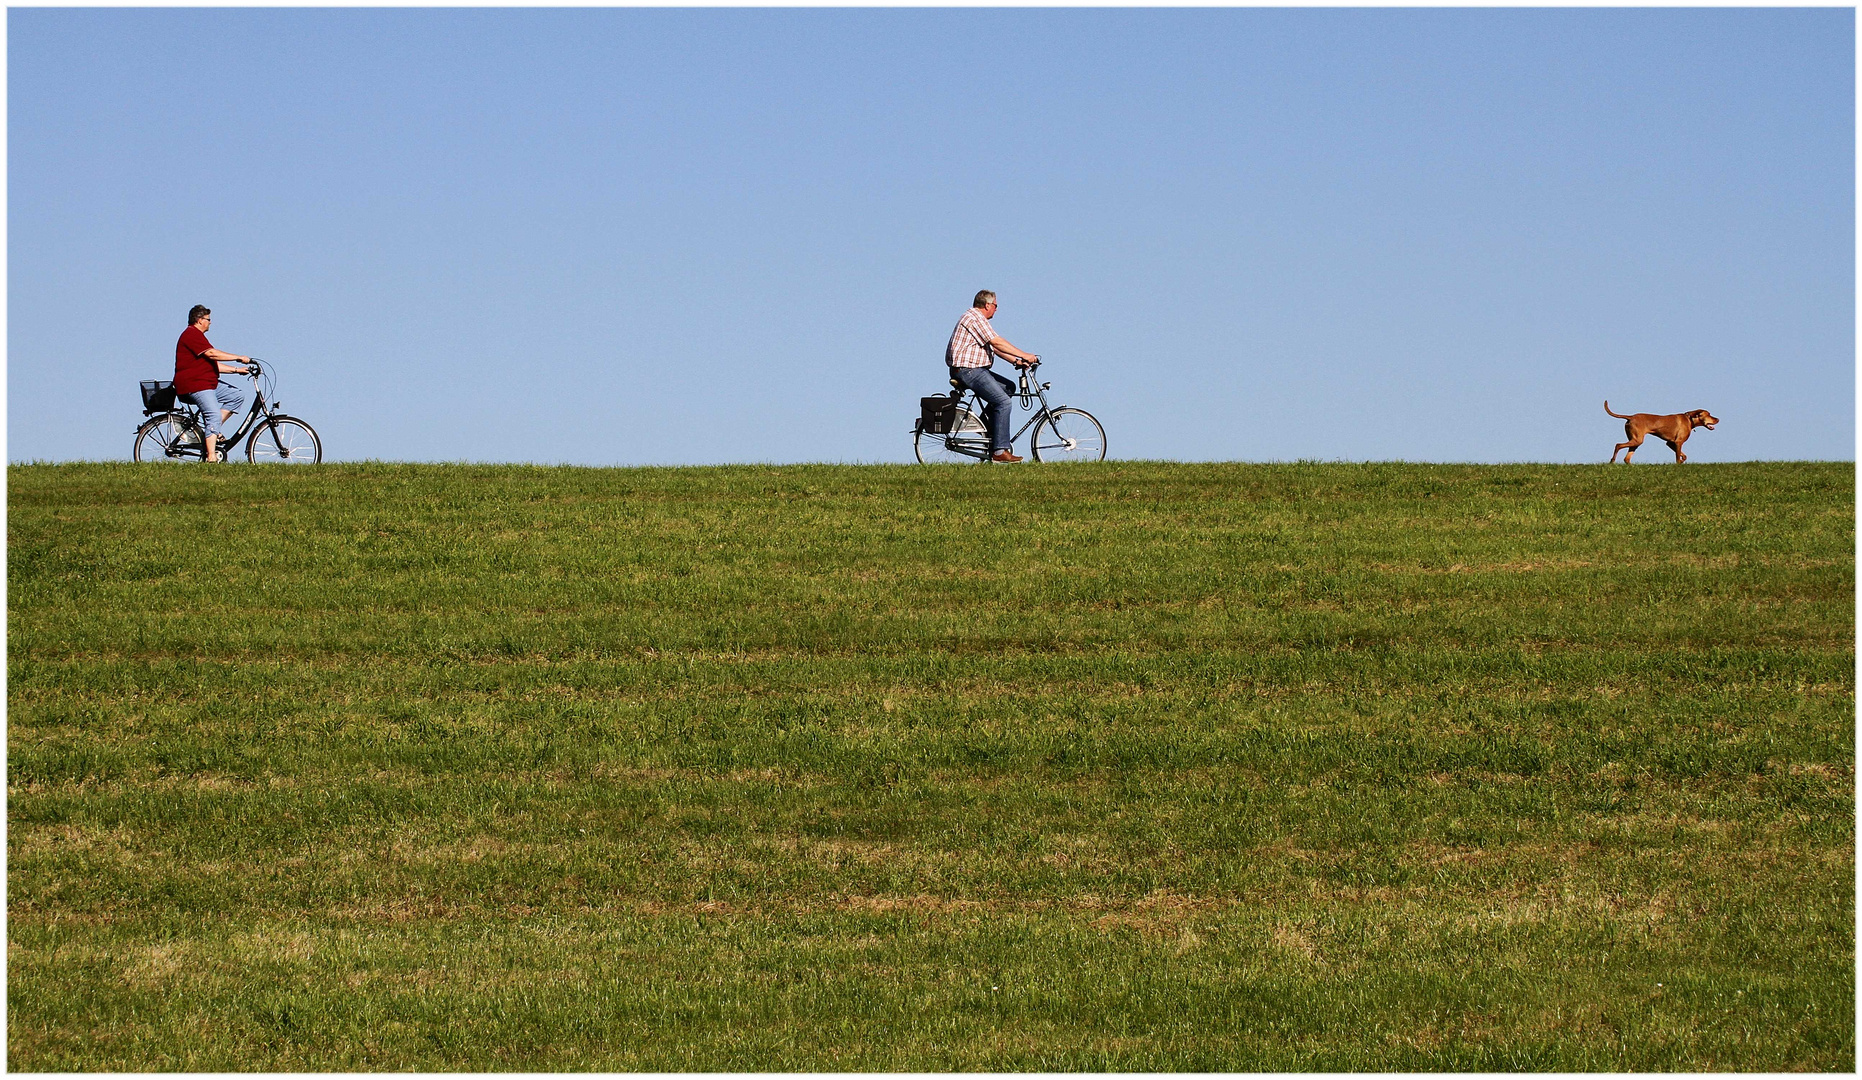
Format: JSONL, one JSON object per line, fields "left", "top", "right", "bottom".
{"left": 155, "top": 370, "right": 279, "bottom": 457}
{"left": 935, "top": 362, "right": 1062, "bottom": 460}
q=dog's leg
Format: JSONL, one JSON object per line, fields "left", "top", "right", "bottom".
{"left": 1617, "top": 426, "right": 1645, "bottom": 463}
{"left": 1666, "top": 438, "right": 1686, "bottom": 464}
{"left": 1612, "top": 423, "right": 1642, "bottom": 463}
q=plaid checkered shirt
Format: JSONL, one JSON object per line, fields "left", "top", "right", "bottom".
{"left": 945, "top": 307, "right": 997, "bottom": 369}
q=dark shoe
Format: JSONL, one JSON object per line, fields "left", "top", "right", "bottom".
{"left": 990, "top": 449, "right": 1023, "bottom": 463}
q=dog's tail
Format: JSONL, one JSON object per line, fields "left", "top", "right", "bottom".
{"left": 1604, "top": 400, "right": 1632, "bottom": 419}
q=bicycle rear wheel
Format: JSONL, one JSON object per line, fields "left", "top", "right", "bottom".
{"left": 247, "top": 416, "right": 322, "bottom": 463}
{"left": 914, "top": 408, "right": 989, "bottom": 464}
{"left": 1029, "top": 407, "right": 1106, "bottom": 462}
{"left": 133, "top": 414, "right": 205, "bottom": 463}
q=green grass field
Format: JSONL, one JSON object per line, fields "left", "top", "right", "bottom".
{"left": 8, "top": 460, "right": 1853, "bottom": 1070}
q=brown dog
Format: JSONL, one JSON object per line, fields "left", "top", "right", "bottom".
{"left": 1605, "top": 401, "right": 1719, "bottom": 463}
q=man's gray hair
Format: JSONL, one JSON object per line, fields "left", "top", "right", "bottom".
{"left": 188, "top": 304, "right": 211, "bottom": 325}
{"left": 973, "top": 290, "right": 996, "bottom": 308}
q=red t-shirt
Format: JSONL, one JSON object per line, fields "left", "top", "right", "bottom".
{"left": 174, "top": 326, "right": 216, "bottom": 394}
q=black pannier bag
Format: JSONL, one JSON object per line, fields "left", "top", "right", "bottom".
{"left": 919, "top": 394, "right": 959, "bottom": 434}
{"left": 140, "top": 380, "right": 177, "bottom": 413}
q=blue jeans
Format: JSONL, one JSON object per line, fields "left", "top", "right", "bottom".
{"left": 951, "top": 366, "right": 1016, "bottom": 453}
{"left": 178, "top": 389, "right": 224, "bottom": 439}
{"left": 215, "top": 379, "right": 247, "bottom": 422}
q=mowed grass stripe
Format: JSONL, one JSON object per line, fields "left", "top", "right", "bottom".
{"left": 8, "top": 461, "right": 1852, "bottom": 1069}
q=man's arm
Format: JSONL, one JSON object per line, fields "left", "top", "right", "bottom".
{"left": 988, "top": 337, "right": 1037, "bottom": 366}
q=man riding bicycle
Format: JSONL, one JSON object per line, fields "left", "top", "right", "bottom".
{"left": 947, "top": 289, "right": 1040, "bottom": 463}
{"left": 174, "top": 305, "right": 253, "bottom": 462}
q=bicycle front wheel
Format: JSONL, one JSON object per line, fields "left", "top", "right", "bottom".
{"left": 1029, "top": 407, "right": 1106, "bottom": 462}
{"left": 133, "top": 414, "right": 204, "bottom": 463}
{"left": 247, "top": 416, "right": 322, "bottom": 463}
{"left": 914, "top": 407, "right": 989, "bottom": 464}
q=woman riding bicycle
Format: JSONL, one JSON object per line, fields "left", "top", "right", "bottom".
{"left": 175, "top": 304, "right": 252, "bottom": 463}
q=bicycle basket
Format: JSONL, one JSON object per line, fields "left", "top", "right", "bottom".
{"left": 920, "top": 394, "right": 960, "bottom": 435}
{"left": 140, "top": 380, "right": 176, "bottom": 413}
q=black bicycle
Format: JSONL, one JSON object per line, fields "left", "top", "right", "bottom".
{"left": 913, "top": 358, "right": 1105, "bottom": 463}
{"left": 134, "top": 358, "right": 322, "bottom": 464}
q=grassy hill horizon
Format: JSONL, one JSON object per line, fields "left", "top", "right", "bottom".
{"left": 8, "top": 460, "right": 1853, "bottom": 1069}
{"left": 15, "top": 454, "right": 1857, "bottom": 466}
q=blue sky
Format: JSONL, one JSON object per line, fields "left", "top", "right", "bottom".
{"left": 9, "top": 7, "right": 1853, "bottom": 464}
